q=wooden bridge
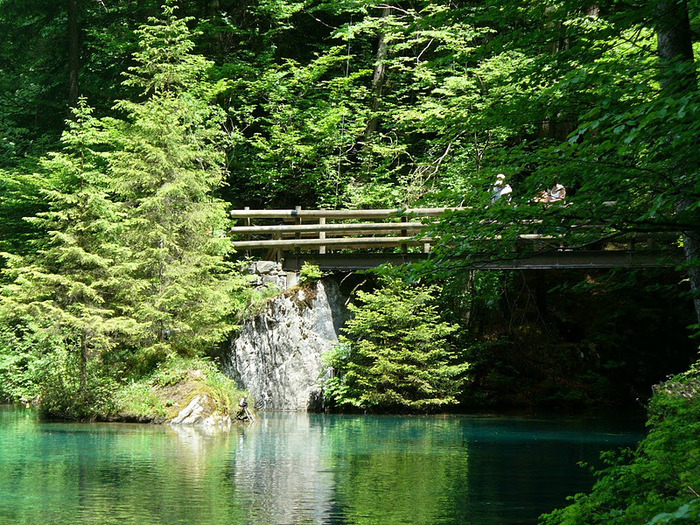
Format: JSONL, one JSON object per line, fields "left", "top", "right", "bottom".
{"left": 230, "top": 207, "right": 682, "bottom": 272}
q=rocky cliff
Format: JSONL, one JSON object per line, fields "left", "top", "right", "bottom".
{"left": 226, "top": 279, "right": 350, "bottom": 411}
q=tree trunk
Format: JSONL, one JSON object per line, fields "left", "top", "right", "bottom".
{"left": 68, "top": 0, "right": 80, "bottom": 108}
{"left": 655, "top": 0, "right": 700, "bottom": 324}
{"left": 586, "top": 4, "right": 600, "bottom": 17}
{"left": 364, "top": 7, "right": 391, "bottom": 138}
{"left": 80, "top": 332, "right": 88, "bottom": 393}
{"left": 681, "top": 231, "right": 700, "bottom": 325}
{"left": 656, "top": 1, "right": 694, "bottom": 66}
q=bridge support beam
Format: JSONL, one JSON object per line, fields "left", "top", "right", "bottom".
{"left": 282, "top": 250, "right": 682, "bottom": 272}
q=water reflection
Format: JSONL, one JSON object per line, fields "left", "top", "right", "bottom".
{"left": 232, "top": 413, "right": 336, "bottom": 524}
{"left": 0, "top": 407, "right": 246, "bottom": 524}
{"left": 457, "top": 416, "right": 644, "bottom": 524}
{"left": 323, "top": 415, "right": 470, "bottom": 525}
{"left": 0, "top": 406, "right": 644, "bottom": 525}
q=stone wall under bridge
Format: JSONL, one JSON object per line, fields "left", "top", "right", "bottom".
{"left": 247, "top": 260, "right": 299, "bottom": 291}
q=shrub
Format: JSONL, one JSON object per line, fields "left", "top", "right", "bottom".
{"left": 115, "top": 356, "right": 245, "bottom": 421}
{"left": 540, "top": 363, "right": 700, "bottom": 524}
{"left": 298, "top": 262, "right": 324, "bottom": 285}
{"left": 0, "top": 326, "right": 43, "bottom": 404}
{"left": 36, "top": 346, "right": 118, "bottom": 421}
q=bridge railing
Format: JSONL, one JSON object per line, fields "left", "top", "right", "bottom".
{"left": 229, "top": 207, "right": 682, "bottom": 269}
{"left": 229, "top": 207, "right": 463, "bottom": 259}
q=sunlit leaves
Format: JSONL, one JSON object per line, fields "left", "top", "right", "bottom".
{"left": 108, "top": 6, "right": 239, "bottom": 358}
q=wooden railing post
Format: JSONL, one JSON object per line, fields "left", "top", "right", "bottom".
{"left": 401, "top": 215, "right": 408, "bottom": 253}
{"left": 319, "top": 208, "right": 326, "bottom": 255}
{"left": 244, "top": 206, "right": 251, "bottom": 256}
{"left": 294, "top": 206, "right": 302, "bottom": 257}
{"left": 273, "top": 230, "right": 282, "bottom": 262}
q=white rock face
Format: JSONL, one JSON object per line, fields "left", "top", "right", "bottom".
{"left": 226, "top": 279, "right": 349, "bottom": 411}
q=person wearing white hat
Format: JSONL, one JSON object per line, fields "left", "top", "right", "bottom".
{"left": 549, "top": 183, "right": 566, "bottom": 202}
{"left": 491, "top": 173, "right": 513, "bottom": 203}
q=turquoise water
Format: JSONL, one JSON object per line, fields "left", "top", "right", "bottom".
{"left": 0, "top": 406, "right": 644, "bottom": 524}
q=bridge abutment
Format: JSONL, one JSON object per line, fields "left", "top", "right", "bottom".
{"left": 248, "top": 260, "right": 299, "bottom": 290}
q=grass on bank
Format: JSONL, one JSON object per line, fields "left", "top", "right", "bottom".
{"left": 1, "top": 343, "right": 247, "bottom": 422}
{"left": 112, "top": 357, "right": 246, "bottom": 422}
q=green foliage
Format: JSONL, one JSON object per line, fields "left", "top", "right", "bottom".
{"left": 450, "top": 269, "right": 697, "bottom": 409}
{"left": 0, "top": 325, "right": 56, "bottom": 404}
{"left": 324, "top": 273, "right": 468, "bottom": 412}
{"left": 420, "top": 2, "right": 699, "bottom": 305}
{"left": 0, "top": 0, "right": 695, "bottom": 440}
{"left": 0, "top": 101, "right": 139, "bottom": 416}
{"left": 115, "top": 356, "right": 245, "bottom": 421}
{"left": 36, "top": 344, "right": 118, "bottom": 421}
{"left": 115, "top": 381, "right": 170, "bottom": 419}
{"left": 109, "top": 4, "right": 237, "bottom": 358}
{"left": 298, "top": 262, "right": 324, "bottom": 284}
{"left": 0, "top": 169, "right": 50, "bottom": 260}
{"left": 0, "top": 0, "right": 68, "bottom": 160}
{"left": 540, "top": 364, "right": 700, "bottom": 524}
{"left": 0, "top": 5, "right": 252, "bottom": 420}
{"left": 649, "top": 499, "right": 700, "bottom": 524}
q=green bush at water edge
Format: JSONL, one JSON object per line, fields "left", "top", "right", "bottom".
{"left": 323, "top": 273, "right": 469, "bottom": 412}
{"left": 540, "top": 363, "right": 700, "bottom": 524}
{"left": 0, "top": 329, "right": 244, "bottom": 422}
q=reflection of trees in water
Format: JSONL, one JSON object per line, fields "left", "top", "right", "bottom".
{"left": 3, "top": 409, "right": 637, "bottom": 524}
{"left": 167, "top": 423, "right": 236, "bottom": 477}
{"left": 0, "top": 412, "right": 248, "bottom": 524}
{"left": 232, "top": 412, "right": 336, "bottom": 524}
{"left": 232, "top": 414, "right": 470, "bottom": 524}
{"left": 456, "top": 416, "right": 643, "bottom": 524}
{"left": 322, "top": 415, "right": 470, "bottom": 524}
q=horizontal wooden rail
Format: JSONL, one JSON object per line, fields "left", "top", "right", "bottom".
{"left": 228, "top": 207, "right": 678, "bottom": 268}
{"left": 230, "top": 233, "right": 562, "bottom": 250}
{"left": 231, "top": 236, "right": 425, "bottom": 250}
{"left": 230, "top": 207, "right": 464, "bottom": 220}
{"left": 229, "top": 207, "right": 453, "bottom": 258}
{"left": 231, "top": 222, "right": 426, "bottom": 235}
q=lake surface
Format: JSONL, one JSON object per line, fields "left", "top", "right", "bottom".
{"left": 0, "top": 406, "right": 644, "bottom": 524}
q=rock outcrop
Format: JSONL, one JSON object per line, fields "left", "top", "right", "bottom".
{"left": 226, "top": 278, "right": 349, "bottom": 411}
{"left": 169, "top": 394, "right": 232, "bottom": 428}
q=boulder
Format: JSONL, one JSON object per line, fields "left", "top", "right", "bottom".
{"left": 169, "top": 394, "right": 231, "bottom": 428}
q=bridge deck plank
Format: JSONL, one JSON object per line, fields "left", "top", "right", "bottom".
{"left": 282, "top": 250, "right": 683, "bottom": 271}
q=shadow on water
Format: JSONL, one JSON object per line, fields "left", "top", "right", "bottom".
{"left": 0, "top": 405, "right": 644, "bottom": 524}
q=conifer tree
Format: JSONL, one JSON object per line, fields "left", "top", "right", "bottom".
{"left": 324, "top": 275, "right": 468, "bottom": 411}
{"left": 0, "top": 101, "right": 134, "bottom": 416}
{"left": 108, "top": 3, "right": 235, "bottom": 358}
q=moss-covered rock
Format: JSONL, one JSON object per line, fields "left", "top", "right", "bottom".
{"left": 111, "top": 357, "right": 250, "bottom": 425}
